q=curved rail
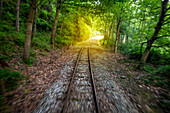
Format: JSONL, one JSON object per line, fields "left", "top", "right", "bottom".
{"left": 61, "top": 39, "right": 100, "bottom": 113}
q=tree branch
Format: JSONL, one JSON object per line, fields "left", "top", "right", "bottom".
{"left": 161, "top": 28, "right": 170, "bottom": 32}
{"left": 162, "top": 16, "right": 170, "bottom": 22}
{"left": 162, "top": 21, "right": 170, "bottom": 25}
{"left": 137, "top": 41, "right": 147, "bottom": 44}
{"left": 152, "top": 44, "right": 169, "bottom": 48}
{"left": 145, "top": 37, "right": 149, "bottom": 40}
{"left": 165, "top": 14, "right": 170, "bottom": 17}
{"left": 37, "top": 0, "right": 45, "bottom": 7}
{"left": 156, "top": 35, "right": 170, "bottom": 39}
{"left": 166, "top": 7, "right": 170, "bottom": 11}
{"left": 162, "top": 47, "right": 170, "bottom": 53}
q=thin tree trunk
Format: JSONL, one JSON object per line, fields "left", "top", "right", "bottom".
{"left": 139, "top": 21, "right": 144, "bottom": 41}
{"left": 60, "top": 18, "right": 64, "bottom": 35}
{"left": 122, "top": 35, "right": 126, "bottom": 43}
{"left": 138, "top": 0, "right": 169, "bottom": 69}
{"left": 107, "top": 23, "right": 112, "bottom": 48}
{"left": 33, "top": 5, "right": 38, "bottom": 38}
{"left": 127, "top": 14, "right": 131, "bottom": 42}
{"left": 0, "top": 0, "right": 3, "bottom": 16}
{"left": 137, "top": 20, "right": 141, "bottom": 36}
{"left": 51, "top": 0, "right": 61, "bottom": 47}
{"left": 140, "top": 8, "right": 146, "bottom": 42}
{"left": 25, "top": 64, "right": 29, "bottom": 81}
{"left": 16, "top": 0, "right": 20, "bottom": 32}
{"left": 111, "top": 24, "right": 115, "bottom": 51}
{"left": 114, "top": 18, "right": 121, "bottom": 53}
{"left": 112, "top": 33, "right": 115, "bottom": 51}
{"left": 103, "top": 22, "right": 107, "bottom": 45}
{"left": 23, "top": 0, "right": 36, "bottom": 61}
{"left": 140, "top": 43, "right": 144, "bottom": 57}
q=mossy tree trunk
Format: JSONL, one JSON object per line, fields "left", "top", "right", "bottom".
{"left": 23, "top": 0, "right": 36, "bottom": 61}
{"left": 33, "top": 5, "right": 38, "bottom": 38}
{"left": 51, "top": 0, "right": 61, "bottom": 47}
{"left": 107, "top": 23, "right": 113, "bottom": 48}
{"left": 114, "top": 17, "right": 121, "bottom": 54}
{"left": 60, "top": 18, "right": 64, "bottom": 36}
{"left": 103, "top": 22, "right": 107, "bottom": 45}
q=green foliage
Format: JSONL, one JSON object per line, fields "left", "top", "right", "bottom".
{"left": 0, "top": 31, "right": 25, "bottom": 54}
{"left": 32, "top": 32, "right": 51, "bottom": 51}
{"left": 139, "top": 64, "right": 170, "bottom": 89}
{"left": 24, "top": 57, "right": 34, "bottom": 65}
{"left": 140, "top": 74, "right": 169, "bottom": 89}
{"left": 0, "top": 69, "right": 23, "bottom": 92}
{"left": 0, "top": 54, "right": 12, "bottom": 63}
{"left": 0, "top": 68, "right": 23, "bottom": 112}
{"left": 120, "top": 42, "right": 170, "bottom": 66}
{"left": 119, "top": 43, "right": 142, "bottom": 60}
{"left": 157, "top": 65, "right": 170, "bottom": 77}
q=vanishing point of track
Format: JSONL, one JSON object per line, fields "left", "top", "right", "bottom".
{"left": 61, "top": 39, "right": 100, "bottom": 113}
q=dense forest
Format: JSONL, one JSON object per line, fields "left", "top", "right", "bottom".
{"left": 0, "top": 0, "right": 169, "bottom": 112}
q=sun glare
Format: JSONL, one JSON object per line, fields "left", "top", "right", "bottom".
{"left": 91, "top": 36, "right": 104, "bottom": 40}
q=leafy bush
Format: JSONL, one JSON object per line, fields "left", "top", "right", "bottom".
{"left": 119, "top": 43, "right": 170, "bottom": 65}
{"left": 0, "top": 68, "right": 23, "bottom": 92}
{"left": 157, "top": 65, "right": 170, "bottom": 77}
{"left": 119, "top": 43, "right": 142, "bottom": 60}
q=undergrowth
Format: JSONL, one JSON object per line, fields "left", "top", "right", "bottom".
{"left": 119, "top": 43, "right": 170, "bottom": 90}
{"left": 0, "top": 68, "right": 24, "bottom": 112}
{"left": 0, "top": 30, "right": 68, "bottom": 112}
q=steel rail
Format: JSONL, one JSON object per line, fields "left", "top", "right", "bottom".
{"left": 61, "top": 40, "right": 89, "bottom": 113}
{"left": 88, "top": 40, "right": 100, "bottom": 113}
{"left": 61, "top": 39, "right": 100, "bottom": 113}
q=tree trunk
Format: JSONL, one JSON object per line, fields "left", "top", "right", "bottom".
{"left": 16, "top": 0, "right": 20, "bottom": 32}
{"left": 138, "top": 0, "right": 169, "bottom": 69}
{"left": 60, "top": 18, "right": 64, "bottom": 35}
{"left": 126, "top": 14, "right": 131, "bottom": 42}
{"left": 33, "top": 5, "right": 38, "bottom": 38}
{"left": 103, "top": 23, "right": 107, "bottom": 45}
{"left": 51, "top": 0, "right": 61, "bottom": 47}
{"left": 107, "top": 23, "right": 112, "bottom": 48}
{"left": 0, "top": 0, "right": 3, "bottom": 16}
{"left": 23, "top": 0, "right": 36, "bottom": 61}
{"left": 111, "top": 25, "right": 115, "bottom": 51}
{"left": 114, "top": 18, "right": 121, "bottom": 53}
{"left": 122, "top": 35, "right": 126, "bottom": 43}
{"left": 139, "top": 8, "right": 146, "bottom": 42}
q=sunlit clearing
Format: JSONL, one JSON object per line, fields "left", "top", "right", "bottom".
{"left": 91, "top": 36, "right": 104, "bottom": 40}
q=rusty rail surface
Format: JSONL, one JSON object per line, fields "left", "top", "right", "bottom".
{"left": 61, "top": 39, "right": 100, "bottom": 113}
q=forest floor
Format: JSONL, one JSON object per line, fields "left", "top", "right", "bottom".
{"left": 3, "top": 40, "right": 169, "bottom": 113}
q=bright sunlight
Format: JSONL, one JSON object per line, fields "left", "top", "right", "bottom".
{"left": 90, "top": 36, "right": 104, "bottom": 40}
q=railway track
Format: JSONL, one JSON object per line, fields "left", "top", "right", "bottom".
{"left": 61, "top": 39, "right": 100, "bottom": 113}
{"left": 34, "top": 39, "right": 136, "bottom": 113}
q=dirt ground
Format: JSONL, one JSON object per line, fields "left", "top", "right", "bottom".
{"left": 4, "top": 41, "right": 169, "bottom": 113}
